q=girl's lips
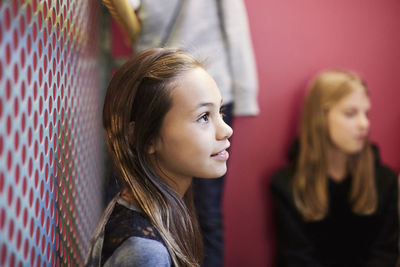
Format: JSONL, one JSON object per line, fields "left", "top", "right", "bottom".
{"left": 211, "top": 150, "right": 229, "bottom": 161}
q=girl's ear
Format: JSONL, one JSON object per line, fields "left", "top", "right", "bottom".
{"left": 147, "top": 143, "right": 156, "bottom": 154}
{"left": 147, "top": 138, "right": 158, "bottom": 154}
{"left": 148, "top": 135, "right": 161, "bottom": 155}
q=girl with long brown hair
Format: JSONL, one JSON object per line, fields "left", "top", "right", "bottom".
{"left": 270, "top": 70, "right": 398, "bottom": 266}
{"left": 85, "top": 48, "right": 233, "bottom": 266}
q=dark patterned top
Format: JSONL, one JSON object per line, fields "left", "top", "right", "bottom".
{"left": 85, "top": 196, "right": 172, "bottom": 267}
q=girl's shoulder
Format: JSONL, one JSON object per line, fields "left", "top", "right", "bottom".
{"left": 270, "top": 139, "right": 299, "bottom": 193}
{"left": 372, "top": 143, "right": 398, "bottom": 194}
{"left": 372, "top": 150, "right": 398, "bottom": 214}
{"left": 374, "top": 163, "right": 398, "bottom": 197}
{"left": 103, "top": 235, "right": 171, "bottom": 267}
{"left": 101, "top": 199, "right": 169, "bottom": 266}
{"left": 270, "top": 164, "right": 296, "bottom": 190}
{"left": 269, "top": 164, "right": 297, "bottom": 205}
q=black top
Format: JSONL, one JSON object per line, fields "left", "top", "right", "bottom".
{"left": 270, "top": 146, "right": 399, "bottom": 267}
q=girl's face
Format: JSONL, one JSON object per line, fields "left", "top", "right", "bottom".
{"left": 149, "top": 68, "right": 233, "bottom": 184}
{"left": 327, "top": 84, "right": 370, "bottom": 154}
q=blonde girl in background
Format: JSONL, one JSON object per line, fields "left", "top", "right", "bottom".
{"left": 270, "top": 70, "right": 399, "bottom": 267}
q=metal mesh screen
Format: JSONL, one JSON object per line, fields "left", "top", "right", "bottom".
{"left": 0, "top": 0, "right": 104, "bottom": 266}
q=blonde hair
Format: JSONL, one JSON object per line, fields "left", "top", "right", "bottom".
{"left": 293, "top": 70, "right": 377, "bottom": 221}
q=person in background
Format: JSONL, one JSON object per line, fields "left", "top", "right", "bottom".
{"left": 85, "top": 48, "right": 233, "bottom": 266}
{"left": 103, "top": 1, "right": 259, "bottom": 265}
{"left": 270, "top": 70, "right": 399, "bottom": 267}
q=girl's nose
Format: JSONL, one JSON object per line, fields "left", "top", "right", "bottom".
{"left": 359, "top": 113, "right": 369, "bottom": 130}
{"left": 216, "top": 117, "right": 233, "bottom": 140}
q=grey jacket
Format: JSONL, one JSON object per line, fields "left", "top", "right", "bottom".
{"left": 135, "top": 0, "right": 259, "bottom": 115}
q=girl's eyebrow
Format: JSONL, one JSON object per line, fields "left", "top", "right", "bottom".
{"left": 194, "top": 99, "right": 223, "bottom": 110}
{"left": 197, "top": 102, "right": 214, "bottom": 108}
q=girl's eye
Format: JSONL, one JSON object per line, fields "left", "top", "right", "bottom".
{"left": 198, "top": 113, "right": 210, "bottom": 123}
{"left": 344, "top": 110, "right": 357, "bottom": 118}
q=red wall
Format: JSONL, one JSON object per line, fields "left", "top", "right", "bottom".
{"left": 224, "top": 0, "right": 400, "bottom": 266}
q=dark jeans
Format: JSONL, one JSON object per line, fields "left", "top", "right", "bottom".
{"left": 193, "top": 102, "right": 233, "bottom": 267}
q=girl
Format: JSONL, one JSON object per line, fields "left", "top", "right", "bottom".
{"left": 270, "top": 70, "right": 399, "bottom": 266}
{"left": 85, "top": 48, "right": 233, "bottom": 266}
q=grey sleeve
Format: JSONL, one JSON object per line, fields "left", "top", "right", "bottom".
{"left": 221, "top": 0, "right": 259, "bottom": 116}
{"left": 103, "top": 236, "right": 172, "bottom": 267}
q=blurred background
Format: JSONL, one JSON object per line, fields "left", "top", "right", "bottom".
{"left": 0, "top": 0, "right": 399, "bottom": 266}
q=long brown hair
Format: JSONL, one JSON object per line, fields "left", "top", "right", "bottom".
{"left": 102, "top": 48, "right": 203, "bottom": 266}
{"left": 293, "top": 70, "right": 377, "bottom": 221}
